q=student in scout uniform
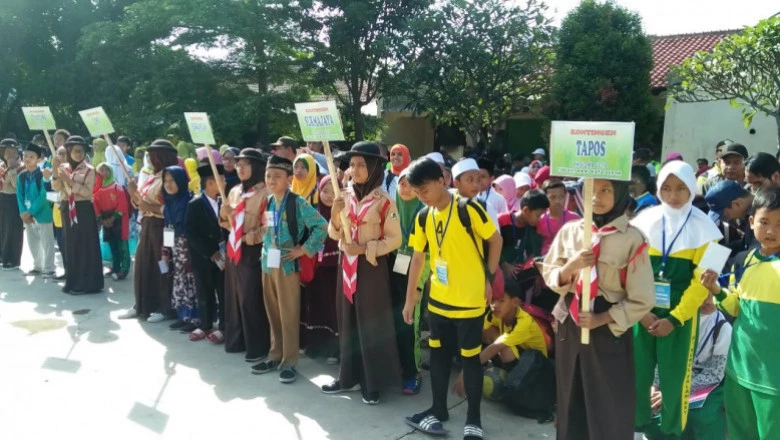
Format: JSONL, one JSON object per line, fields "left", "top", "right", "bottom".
{"left": 50, "top": 136, "right": 104, "bottom": 294}
{"left": 17, "top": 143, "right": 55, "bottom": 277}
{"left": 632, "top": 161, "right": 722, "bottom": 438}
{"left": 120, "top": 139, "right": 179, "bottom": 320}
{"left": 291, "top": 153, "right": 319, "bottom": 206}
{"left": 186, "top": 163, "right": 227, "bottom": 343}
{"left": 389, "top": 169, "right": 429, "bottom": 395}
{"left": 219, "top": 148, "right": 271, "bottom": 362}
{"left": 542, "top": 178, "right": 655, "bottom": 440}
{"left": 321, "top": 141, "right": 402, "bottom": 405}
{"left": 162, "top": 166, "right": 198, "bottom": 333}
{"left": 700, "top": 186, "right": 780, "bottom": 440}
{"left": 93, "top": 163, "right": 131, "bottom": 280}
{"left": 402, "top": 158, "right": 502, "bottom": 440}
{"left": 0, "top": 139, "right": 24, "bottom": 270}
{"left": 251, "top": 155, "right": 327, "bottom": 383}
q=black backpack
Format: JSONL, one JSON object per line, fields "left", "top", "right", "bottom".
{"left": 416, "top": 197, "right": 490, "bottom": 266}
{"left": 502, "top": 349, "right": 556, "bottom": 422}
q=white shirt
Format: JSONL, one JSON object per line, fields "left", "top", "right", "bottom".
{"left": 383, "top": 169, "right": 398, "bottom": 201}
{"left": 479, "top": 187, "right": 508, "bottom": 216}
{"left": 449, "top": 188, "right": 499, "bottom": 229}
{"left": 105, "top": 145, "right": 134, "bottom": 187}
{"left": 205, "top": 194, "right": 219, "bottom": 218}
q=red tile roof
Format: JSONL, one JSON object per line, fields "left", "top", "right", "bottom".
{"left": 650, "top": 30, "right": 740, "bottom": 88}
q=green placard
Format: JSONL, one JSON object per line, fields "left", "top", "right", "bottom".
{"left": 184, "top": 112, "right": 216, "bottom": 145}
{"left": 22, "top": 107, "right": 57, "bottom": 131}
{"left": 549, "top": 121, "right": 635, "bottom": 181}
{"left": 294, "top": 101, "right": 345, "bottom": 142}
{"left": 78, "top": 106, "right": 115, "bottom": 136}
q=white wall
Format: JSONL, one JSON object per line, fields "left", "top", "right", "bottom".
{"left": 662, "top": 98, "right": 778, "bottom": 165}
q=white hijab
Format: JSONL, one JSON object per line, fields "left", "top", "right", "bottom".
{"left": 632, "top": 161, "right": 722, "bottom": 254}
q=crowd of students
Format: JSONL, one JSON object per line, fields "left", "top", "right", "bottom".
{"left": 1, "top": 131, "right": 779, "bottom": 440}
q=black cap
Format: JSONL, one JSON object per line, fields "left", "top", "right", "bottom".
{"left": 197, "top": 163, "right": 225, "bottom": 179}
{"left": 24, "top": 143, "right": 44, "bottom": 158}
{"left": 267, "top": 154, "right": 294, "bottom": 174}
{"left": 64, "top": 136, "right": 90, "bottom": 151}
{"left": 146, "top": 139, "right": 177, "bottom": 152}
{"left": 341, "top": 141, "right": 387, "bottom": 162}
{"left": 721, "top": 143, "right": 748, "bottom": 160}
{"left": 269, "top": 136, "right": 298, "bottom": 149}
{"left": 235, "top": 148, "right": 267, "bottom": 163}
{"left": 0, "top": 138, "right": 19, "bottom": 147}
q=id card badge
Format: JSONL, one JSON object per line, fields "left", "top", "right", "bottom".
{"left": 393, "top": 252, "right": 412, "bottom": 275}
{"left": 435, "top": 259, "right": 449, "bottom": 286}
{"left": 264, "top": 211, "right": 275, "bottom": 227}
{"left": 268, "top": 248, "right": 282, "bottom": 269}
{"left": 158, "top": 260, "right": 169, "bottom": 274}
{"left": 163, "top": 228, "right": 175, "bottom": 247}
{"left": 654, "top": 280, "right": 671, "bottom": 309}
{"left": 24, "top": 200, "right": 32, "bottom": 210}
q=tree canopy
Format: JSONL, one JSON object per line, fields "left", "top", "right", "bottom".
{"left": 669, "top": 17, "right": 780, "bottom": 144}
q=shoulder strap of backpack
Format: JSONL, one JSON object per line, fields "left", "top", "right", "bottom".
{"left": 417, "top": 206, "right": 430, "bottom": 232}
{"left": 285, "top": 194, "right": 299, "bottom": 245}
{"left": 459, "top": 198, "right": 488, "bottom": 265}
{"left": 384, "top": 172, "right": 395, "bottom": 191}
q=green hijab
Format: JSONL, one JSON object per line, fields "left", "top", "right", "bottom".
{"left": 97, "top": 162, "right": 115, "bottom": 187}
{"left": 396, "top": 176, "right": 423, "bottom": 250}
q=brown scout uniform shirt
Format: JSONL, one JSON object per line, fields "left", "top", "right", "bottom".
{"left": 219, "top": 182, "right": 268, "bottom": 246}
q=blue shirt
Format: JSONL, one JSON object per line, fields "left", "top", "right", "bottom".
{"left": 261, "top": 193, "right": 328, "bottom": 275}
{"left": 16, "top": 169, "right": 53, "bottom": 223}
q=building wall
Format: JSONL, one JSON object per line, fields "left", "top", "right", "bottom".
{"left": 662, "top": 98, "right": 778, "bottom": 164}
{"left": 382, "top": 111, "right": 435, "bottom": 158}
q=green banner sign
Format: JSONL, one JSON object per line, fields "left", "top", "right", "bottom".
{"left": 294, "top": 101, "right": 345, "bottom": 142}
{"left": 79, "top": 107, "right": 115, "bottom": 136}
{"left": 22, "top": 107, "right": 57, "bottom": 131}
{"left": 184, "top": 112, "right": 216, "bottom": 145}
{"left": 549, "top": 121, "right": 635, "bottom": 181}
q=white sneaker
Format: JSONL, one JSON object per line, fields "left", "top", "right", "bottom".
{"left": 147, "top": 313, "right": 165, "bottom": 323}
{"left": 118, "top": 309, "right": 138, "bottom": 319}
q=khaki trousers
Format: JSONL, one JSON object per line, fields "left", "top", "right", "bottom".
{"left": 262, "top": 269, "right": 301, "bottom": 367}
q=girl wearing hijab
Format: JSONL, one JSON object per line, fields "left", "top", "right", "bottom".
{"left": 222, "top": 147, "right": 241, "bottom": 193}
{"left": 218, "top": 148, "right": 271, "bottom": 362}
{"left": 292, "top": 154, "right": 319, "bottom": 206}
{"left": 162, "top": 166, "right": 198, "bottom": 332}
{"left": 631, "top": 161, "right": 723, "bottom": 438}
{"left": 300, "top": 175, "right": 341, "bottom": 362}
{"left": 390, "top": 170, "right": 430, "bottom": 395}
{"left": 51, "top": 136, "right": 104, "bottom": 294}
{"left": 322, "top": 141, "right": 402, "bottom": 405}
{"left": 542, "top": 179, "right": 656, "bottom": 440}
{"left": 382, "top": 144, "right": 411, "bottom": 201}
{"left": 492, "top": 175, "right": 519, "bottom": 211}
{"left": 121, "top": 140, "right": 178, "bottom": 321}
{"left": 93, "top": 163, "right": 131, "bottom": 280}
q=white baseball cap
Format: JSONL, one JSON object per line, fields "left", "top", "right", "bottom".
{"left": 514, "top": 172, "right": 533, "bottom": 189}
{"left": 452, "top": 158, "right": 479, "bottom": 179}
{"left": 532, "top": 148, "right": 546, "bottom": 156}
{"left": 426, "top": 152, "right": 445, "bottom": 165}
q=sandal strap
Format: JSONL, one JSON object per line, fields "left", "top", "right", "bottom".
{"left": 419, "top": 415, "right": 441, "bottom": 431}
{"left": 464, "top": 425, "right": 483, "bottom": 438}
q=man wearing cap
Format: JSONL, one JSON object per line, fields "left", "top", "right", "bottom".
{"left": 270, "top": 136, "right": 298, "bottom": 162}
{"left": 186, "top": 161, "right": 228, "bottom": 343}
{"left": 699, "top": 143, "right": 748, "bottom": 196}
{"left": 0, "top": 139, "right": 24, "bottom": 270}
{"left": 705, "top": 180, "right": 757, "bottom": 259}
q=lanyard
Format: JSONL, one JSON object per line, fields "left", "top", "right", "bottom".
{"left": 273, "top": 191, "right": 289, "bottom": 242}
{"left": 695, "top": 313, "right": 721, "bottom": 360}
{"left": 433, "top": 195, "right": 455, "bottom": 257}
{"left": 721, "top": 248, "right": 780, "bottom": 285}
{"left": 659, "top": 209, "right": 693, "bottom": 278}
{"left": 546, "top": 211, "right": 567, "bottom": 237}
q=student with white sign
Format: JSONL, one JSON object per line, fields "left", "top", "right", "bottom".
{"left": 631, "top": 161, "right": 723, "bottom": 438}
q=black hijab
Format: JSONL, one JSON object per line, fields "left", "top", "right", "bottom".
{"left": 353, "top": 156, "right": 385, "bottom": 201}
{"left": 241, "top": 159, "right": 266, "bottom": 192}
{"left": 593, "top": 179, "right": 631, "bottom": 228}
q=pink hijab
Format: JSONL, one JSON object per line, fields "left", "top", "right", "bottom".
{"left": 493, "top": 174, "right": 519, "bottom": 211}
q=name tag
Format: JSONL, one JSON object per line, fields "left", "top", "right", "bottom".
{"left": 654, "top": 281, "right": 671, "bottom": 309}
{"left": 435, "top": 259, "right": 449, "bottom": 286}
{"left": 264, "top": 211, "right": 275, "bottom": 227}
{"left": 163, "top": 228, "right": 175, "bottom": 247}
{"left": 393, "top": 252, "right": 412, "bottom": 275}
{"left": 24, "top": 200, "right": 31, "bottom": 210}
{"left": 158, "top": 260, "right": 169, "bottom": 274}
{"left": 267, "top": 248, "right": 281, "bottom": 269}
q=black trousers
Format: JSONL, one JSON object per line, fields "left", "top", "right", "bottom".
{"left": 194, "top": 262, "right": 225, "bottom": 331}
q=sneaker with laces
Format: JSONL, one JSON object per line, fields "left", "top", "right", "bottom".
{"left": 321, "top": 380, "right": 360, "bottom": 394}
{"left": 251, "top": 360, "right": 279, "bottom": 375}
{"left": 279, "top": 367, "right": 297, "bottom": 383}
{"left": 402, "top": 373, "right": 423, "bottom": 395}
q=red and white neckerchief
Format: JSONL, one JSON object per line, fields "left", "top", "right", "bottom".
{"left": 341, "top": 191, "right": 377, "bottom": 303}
{"left": 569, "top": 224, "right": 619, "bottom": 324}
{"left": 227, "top": 189, "right": 255, "bottom": 264}
{"left": 63, "top": 164, "right": 79, "bottom": 226}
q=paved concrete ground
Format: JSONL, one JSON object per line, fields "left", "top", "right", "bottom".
{"left": 0, "top": 245, "right": 555, "bottom": 440}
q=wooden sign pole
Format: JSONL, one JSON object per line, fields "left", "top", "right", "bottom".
{"left": 322, "top": 140, "right": 352, "bottom": 244}
{"left": 204, "top": 144, "right": 226, "bottom": 200}
{"left": 103, "top": 134, "right": 133, "bottom": 184}
{"left": 42, "top": 130, "right": 57, "bottom": 158}
{"left": 580, "top": 178, "right": 594, "bottom": 345}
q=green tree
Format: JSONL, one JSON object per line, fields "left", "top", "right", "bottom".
{"left": 669, "top": 17, "right": 780, "bottom": 144}
{"left": 313, "top": 0, "right": 430, "bottom": 141}
{"left": 395, "top": 0, "right": 555, "bottom": 150}
{"left": 546, "top": 0, "right": 659, "bottom": 144}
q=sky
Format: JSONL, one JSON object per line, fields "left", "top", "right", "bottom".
{"left": 545, "top": 0, "right": 780, "bottom": 35}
